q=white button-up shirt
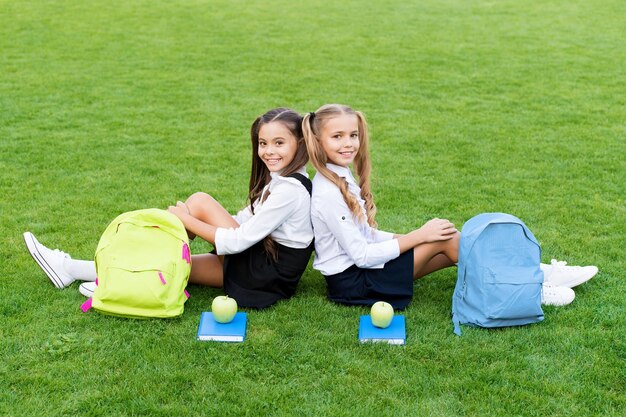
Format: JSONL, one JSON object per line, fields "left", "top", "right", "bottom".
{"left": 214, "top": 167, "right": 314, "bottom": 255}
{"left": 311, "top": 163, "right": 400, "bottom": 276}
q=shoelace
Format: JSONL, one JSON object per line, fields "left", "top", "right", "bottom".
{"left": 550, "top": 259, "right": 584, "bottom": 271}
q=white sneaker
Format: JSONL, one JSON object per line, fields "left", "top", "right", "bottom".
{"left": 541, "top": 259, "right": 598, "bottom": 288}
{"left": 23, "top": 232, "right": 75, "bottom": 289}
{"left": 541, "top": 283, "right": 575, "bottom": 306}
{"left": 79, "top": 281, "right": 97, "bottom": 298}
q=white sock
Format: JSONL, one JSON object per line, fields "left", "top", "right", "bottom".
{"left": 63, "top": 258, "right": 97, "bottom": 281}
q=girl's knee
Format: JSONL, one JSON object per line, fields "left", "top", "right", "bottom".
{"left": 448, "top": 231, "right": 460, "bottom": 262}
{"left": 183, "top": 192, "right": 212, "bottom": 218}
{"left": 186, "top": 192, "right": 215, "bottom": 208}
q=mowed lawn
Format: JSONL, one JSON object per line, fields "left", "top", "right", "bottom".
{"left": 0, "top": 1, "right": 624, "bottom": 416}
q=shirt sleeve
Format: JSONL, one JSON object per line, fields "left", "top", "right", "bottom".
{"left": 317, "top": 190, "right": 400, "bottom": 268}
{"left": 214, "top": 182, "right": 299, "bottom": 255}
{"left": 232, "top": 205, "right": 253, "bottom": 225}
{"left": 370, "top": 228, "right": 395, "bottom": 242}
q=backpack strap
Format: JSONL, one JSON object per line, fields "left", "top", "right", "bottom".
{"left": 286, "top": 172, "right": 312, "bottom": 196}
{"left": 80, "top": 277, "right": 98, "bottom": 313}
{"left": 453, "top": 314, "right": 462, "bottom": 336}
{"left": 81, "top": 298, "right": 93, "bottom": 312}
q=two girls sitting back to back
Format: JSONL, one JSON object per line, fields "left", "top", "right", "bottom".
{"left": 25, "top": 105, "right": 597, "bottom": 310}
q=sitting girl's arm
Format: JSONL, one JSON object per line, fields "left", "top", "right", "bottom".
{"left": 168, "top": 202, "right": 218, "bottom": 244}
{"left": 395, "top": 218, "right": 458, "bottom": 253}
{"left": 213, "top": 182, "right": 301, "bottom": 254}
{"left": 315, "top": 190, "right": 399, "bottom": 268}
{"left": 318, "top": 193, "right": 457, "bottom": 266}
{"left": 169, "top": 182, "right": 302, "bottom": 254}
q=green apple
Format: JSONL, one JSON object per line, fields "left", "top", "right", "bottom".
{"left": 370, "top": 301, "right": 394, "bottom": 328}
{"left": 212, "top": 295, "right": 238, "bottom": 323}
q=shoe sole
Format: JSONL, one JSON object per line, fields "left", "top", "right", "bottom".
{"left": 542, "top": 296, "right": 575, "bottom": 307}
{"left": 23, "top": 232, "right": 66, "bottom": 289}
{"left": 79, "top": 283, "right": 95, "bottom": 298}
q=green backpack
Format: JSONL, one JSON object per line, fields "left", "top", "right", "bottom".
{"left": 81, "top": 209, "right": 192, "bottom": 318}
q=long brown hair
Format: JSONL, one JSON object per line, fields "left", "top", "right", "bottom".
{"left": 302, "top": 104, "right": 377, "bottom": 227}
{"left": 248, "top": 108, "right": 307, "bottom": 258}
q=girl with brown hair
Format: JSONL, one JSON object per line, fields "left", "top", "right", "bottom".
{"left": 25, "top": 108, "right": 314, "bottom": 309}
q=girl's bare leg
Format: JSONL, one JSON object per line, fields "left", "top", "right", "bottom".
{"left": 183, "top": 192, "right": 240, "bottom": 287}
{"left": 413, "top": 232, "right": 460, "bottom": 280}
{"left": 184, "top": 192, "right": 239, "bottom": 239}
{"left": 414, "top": 254, "right": 455, "bottom": 279}
{"left": 189, "top": 254, "right": 225, "bottom": 287}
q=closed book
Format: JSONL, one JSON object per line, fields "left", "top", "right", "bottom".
{"left": 197, "top": 312, "right": 247, "bottom": 342}
{"left": 358, "top": 315, "right": 406, "bottom": 345}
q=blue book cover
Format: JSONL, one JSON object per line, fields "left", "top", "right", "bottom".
{"left": 197, "top": 312, "right": 247, "bottom": 342}
{"left": 358, "top": 315, "right": 406, "bottom": 345}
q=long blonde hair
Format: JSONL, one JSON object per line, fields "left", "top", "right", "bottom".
{"left": 302, "top": 104, "right": 377, "bottom": 227}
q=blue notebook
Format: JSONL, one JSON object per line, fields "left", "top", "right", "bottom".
{"left": 358, "top": 315, "right": 406, "bottom": 345}
{"left": 197, "top": 312, "right": 247, "bottom": 342}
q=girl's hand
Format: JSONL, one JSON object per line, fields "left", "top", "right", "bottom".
{"left": 167, "top": 201, "right": 190, "bottom": 218}
{"left": 418, "top": 218, "right": 458, "bottom": 242}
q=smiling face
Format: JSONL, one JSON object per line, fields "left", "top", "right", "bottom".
{"left": 257, "top": 121, "right": 299, "bottom": 173}
{"left": 318, "top": 113, "right": 360, "bottom": 167}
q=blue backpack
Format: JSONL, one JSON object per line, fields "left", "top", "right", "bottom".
{"left": 452, "top": 213, "right": 544, "bottom": 335}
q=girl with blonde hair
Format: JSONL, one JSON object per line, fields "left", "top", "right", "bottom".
{"left": 302, "top": 104, "right": 597, "bottom": 309}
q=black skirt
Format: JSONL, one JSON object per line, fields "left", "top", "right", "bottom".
{"left": 222, "top": 240, "right": 314, "bottom": 309}
{"left": 324, "top": 250, "right": 414, "bottom": 310}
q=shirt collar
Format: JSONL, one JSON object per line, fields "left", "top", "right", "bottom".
{"left": 270, "top": 166, "right": 308, "bottom": 180}
{"left": 326, "top": 163, "right": 356, "bottom": 184}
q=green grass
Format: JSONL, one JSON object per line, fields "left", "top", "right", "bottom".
{"left": 1, "top": 0, "right": 624, "bottom": 415}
